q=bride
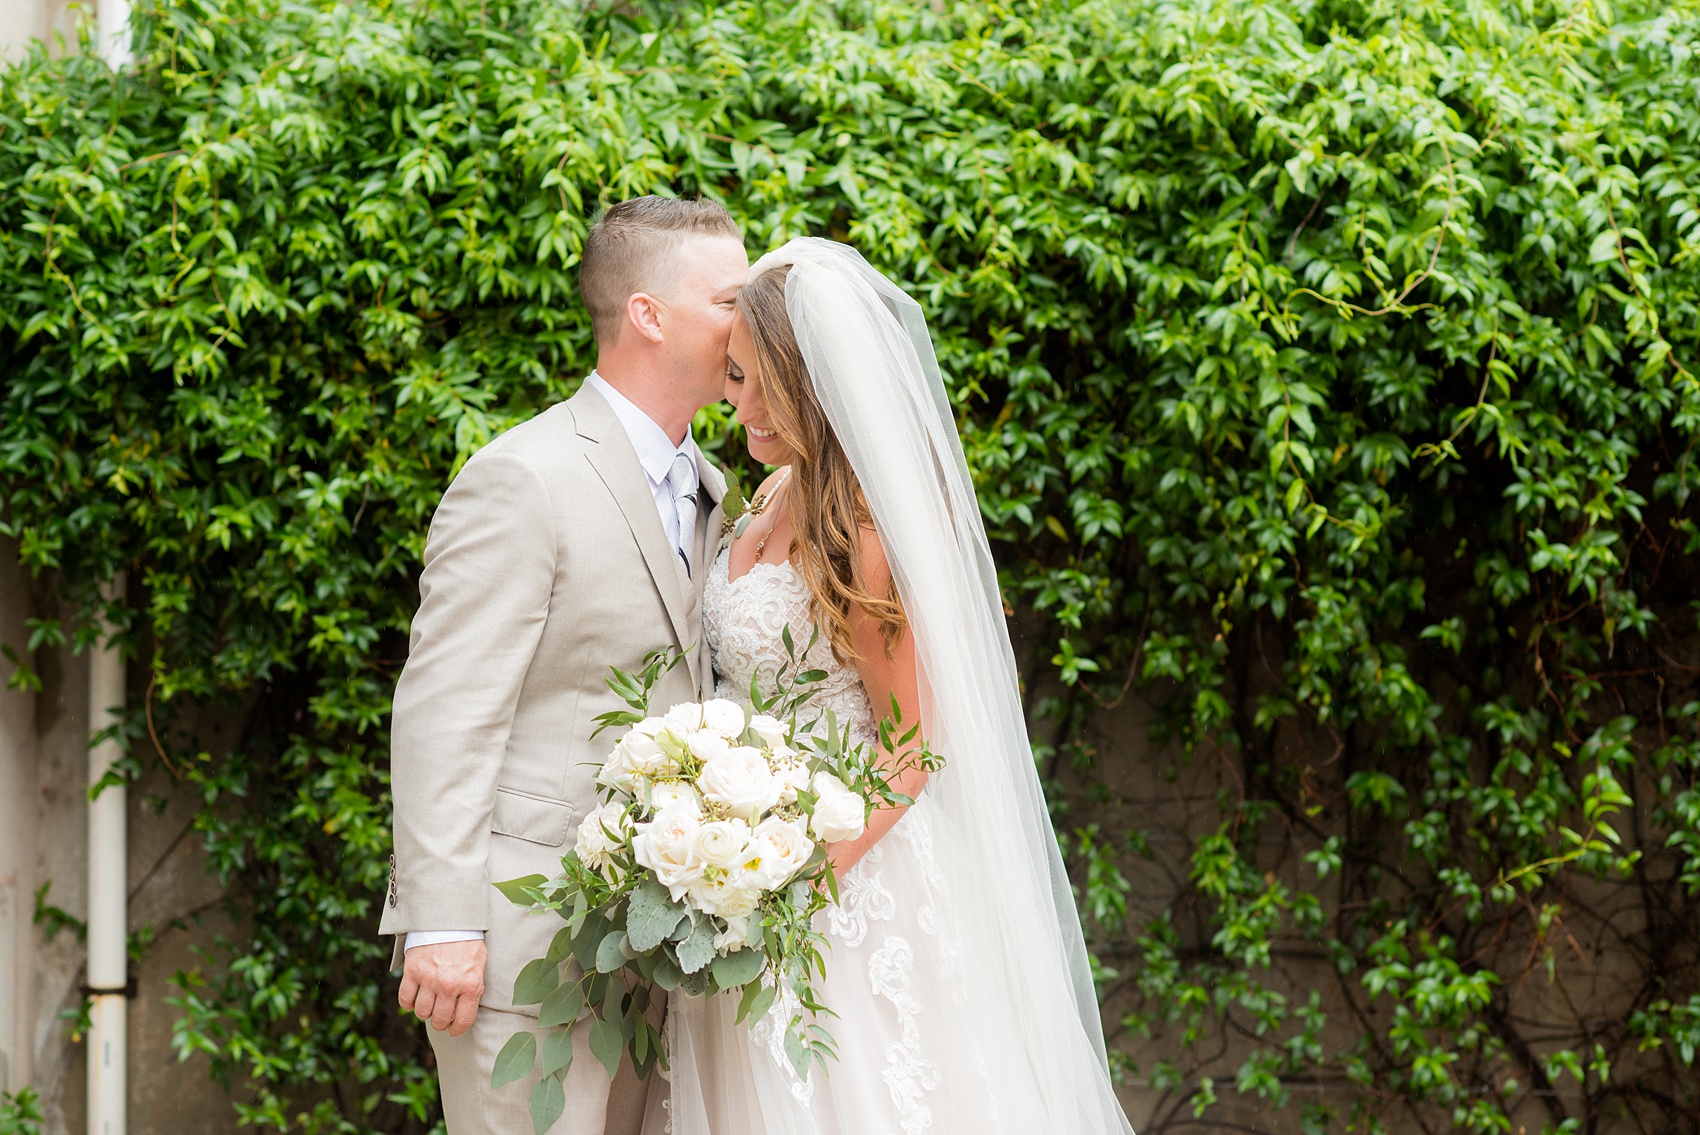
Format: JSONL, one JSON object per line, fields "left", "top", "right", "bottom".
{"left": 649, "top": 239, "right": 1134, "bottom": 1135}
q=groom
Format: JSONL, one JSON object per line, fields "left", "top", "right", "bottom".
{"left": 381, "top": 197, "right": 748, "bottom": 1133}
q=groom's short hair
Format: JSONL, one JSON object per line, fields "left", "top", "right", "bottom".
{"left": 580, "top": 196, "right": 742, "bottom": 345}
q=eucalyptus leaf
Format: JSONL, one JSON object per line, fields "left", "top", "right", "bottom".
{"left": 538, "top": 980, "right": 585, "bottom": 1029}
{"left": 678, "top": 966, "right": 711, "bottom": 999}
{"left": 491, "top": 1030, "right": 537, "bottom": 1090}
{"left": 572, "top": 914, "right": 608, "bottom": 971}
{"left": 545, "top": 927, "right": 574, "bottom": 966}
{"left": 652, "top": 953, "right": 684, "bottom": 991}
{"left": 736, "top": 980, "right": 777, "bottom": 1026}
{"left": 595, "top": 931, "right": 630, "bottom": 974}
{"left": 710, "top": 947, "right": 767, "bottom": 989}
{"left": 493, "top": 874, "right": 550, "bottom": 906}
{"left": 539, "top": 1027, "right": 576, "bottom": 1079}
{"left": 512, "top": 958, "right": 560, "bottom": 1006}
{"left": 783, "top": 1024, "right": 810, "bottom": 1083}
{"left": 588, "top": 1017, "right": 624, "bottom": 1080}
{"left": 528, "top": 1073, "right": 565, "bottom": 1135}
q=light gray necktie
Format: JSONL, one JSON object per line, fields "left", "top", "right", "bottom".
{"left": 667, "top": 452, "right": 699, "bottom": 578}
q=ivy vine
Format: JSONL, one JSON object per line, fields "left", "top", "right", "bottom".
{"left": 3, "top": 0, "right": 1700, "bottom": 1131}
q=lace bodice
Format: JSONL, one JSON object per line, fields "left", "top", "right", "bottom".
{"left": 702, "top": 546, "right": 877, "bottom": 748}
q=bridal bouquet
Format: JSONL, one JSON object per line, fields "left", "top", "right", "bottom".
{"left": 492, "top": 637, "right": 940, "bottom": 1132}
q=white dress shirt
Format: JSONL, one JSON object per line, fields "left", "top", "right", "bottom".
{"left": 404, "top": 372, "right": 701, "bottom": 954}
{"left": 584, "top": 371, "right": 704, "bottom": 577}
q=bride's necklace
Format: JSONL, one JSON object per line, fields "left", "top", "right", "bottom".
{"left": 741, "top": 468, "right": 792, "bottom": 563}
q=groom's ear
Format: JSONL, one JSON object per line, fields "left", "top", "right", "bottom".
{"left": 624, "top": 292, "right": 667, "bottom": 345}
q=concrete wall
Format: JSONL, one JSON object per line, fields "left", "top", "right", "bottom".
{"left": 0, "top": 0, "right": 80, "bottom": 61}
{"left": 0, "top": 538, "right": 40, "bottom": 1094}
{"left": 0, "top": 539, "right": 238, "bottom": 1134}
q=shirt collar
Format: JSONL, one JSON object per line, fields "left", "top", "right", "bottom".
{"left": 585, "top": 371, "right": 697, "bottom": 487}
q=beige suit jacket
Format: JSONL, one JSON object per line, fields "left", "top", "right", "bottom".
{"left": 380, "top": 383, "right": 726, "bottom": 1013}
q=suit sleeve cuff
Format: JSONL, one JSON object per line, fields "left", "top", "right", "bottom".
{"left": 404, "top": 930, "right": 487, "bottom": 951}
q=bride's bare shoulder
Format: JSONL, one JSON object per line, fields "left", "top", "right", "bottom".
{"left": 750, "top": 466, "right": 790, "bottom": 500}
{"left": 854, "top": 521, "right": 892, "bottom": 590}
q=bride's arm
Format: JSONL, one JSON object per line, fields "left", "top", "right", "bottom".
{"left": 825, "top": 527, "right": 928, "bottom": 876}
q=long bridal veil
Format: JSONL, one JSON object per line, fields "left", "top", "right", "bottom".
{"left": 661, "top": 238, "right": 1135, "bottom": 1135}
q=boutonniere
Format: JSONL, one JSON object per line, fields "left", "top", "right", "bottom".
{"left": 720, "top": 476, "right": 749, "bottom": 538}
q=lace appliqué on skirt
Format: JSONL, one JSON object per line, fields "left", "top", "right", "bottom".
{"left": 826, "top": 844, "right": 892, "bottom": 946}
{"left": 868, "top": 936, "right": 941, "bottom": 1135}
{"left": 748, "top": 978, "right": 817, "bottom": 1108}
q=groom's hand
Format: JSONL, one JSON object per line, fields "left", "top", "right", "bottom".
{"left": 399, "top": 940, "right": 487, "bottom": 1036}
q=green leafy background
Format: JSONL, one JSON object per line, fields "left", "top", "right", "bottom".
{"left": 3, "top": 0, "right": 1700, "bottom": 1131}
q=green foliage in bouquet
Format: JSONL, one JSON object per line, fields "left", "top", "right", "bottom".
{"left": 2, "top": 0, "right": 1700, "bottom": 1131}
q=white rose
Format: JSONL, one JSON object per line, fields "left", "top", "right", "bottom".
{"left": 645, "top": 779, "right": 701, "bottom": 815}
{"left": 685, "top": 729, "right": 732, "bottom": 765}
{"left": 665, "top": 703, "right": 705, "bottom": 733}
{"left": 596, "top": 720, "right": 682, "bottom": 795}
{"left": 689, "top": 873, "right": 762, "bottom": 921}
{"left": 701, "top": 699, "right": 747, "bottom": 739}
{"left": 741, "top": 817, "right": 815, "bottom": 889}
{"left": 699, "top": 747, "right": 783, "bottom": 822}
{"left": 632, "top": 803, "right": 705, "bottom": 900}
{"left": 631, "top": 716, "right": 667, "bottom": 737}
{"left": 685, "top": 868, "right": 760, "bottom": 919}
{"left": 691, "top": 818, "right": 752, "bottom": 871}
{"left": 574, "top": 802, "right": 632, "bottom": 871}
{"left": 809, "top": 772, "right": 867, "bottom": 843}
{"left": 812, "top": 770, "right": 851, "bottom": 796}
{"left": 772, "top": 753, "right": 812, "bottom": 806}
{"left": 713, "top": 915, "right": 760, "bottom": 955}
{"left": 715, "top": 881, "right": 761, "bottom": 922}
{"left": 748, "top": 714, "right": 787, "bottom": 748}
{"left": 619, "top": 728, "right": 678, "bottom": 778}
{"left": 595, "top": 741, "right": 641, "bottom": 795}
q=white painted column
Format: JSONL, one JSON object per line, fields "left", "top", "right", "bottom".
{"left": 97, "top": 0, "right": 130, "bottom": 68}
{"left": 87, "top": 576, "right": 126, "bottom": 1135}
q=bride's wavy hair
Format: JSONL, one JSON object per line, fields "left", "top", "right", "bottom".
{"left": 736, "top": 266, "right": 907, "bottom": 663}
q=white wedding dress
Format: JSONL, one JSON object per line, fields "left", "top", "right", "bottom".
{"left": 650, "top": 546, "right": 1002, "bottom": 1135}
{"left": 647, "top": 237, "right": 1133, "bottom": 1135}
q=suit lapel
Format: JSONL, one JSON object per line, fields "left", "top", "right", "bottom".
{"left": 691, "top": 454, "right": 728, "bottom": 700}
{"left": 571, "top": 387, "right": 700, "bottom": 688}
{"left": 690, "top": 452, "right": 728, "bottom": 615}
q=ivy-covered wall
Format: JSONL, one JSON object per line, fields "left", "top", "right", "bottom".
{"left": 3, "top": 0, "right": 1700, "bottom": 1132}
